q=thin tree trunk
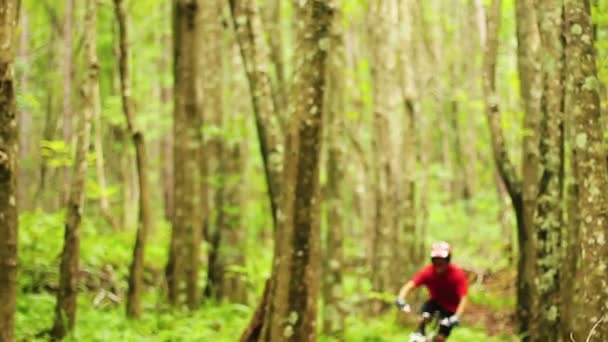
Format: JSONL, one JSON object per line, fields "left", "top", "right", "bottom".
{"left": 495, "top": 172, "right": 513, "bottom": 263}
{"left": 92, "top": 46, "right": 117, "bottom": 231}
{"left": 368, "top": 0, "right": 398, "bottom": 313}
{"left": 159, "top": 1, "right": 173, "bottom": 222}
{"left": 218, "top": 141, "right": 247, "bottom": 302}
{"left": 565, "top": 1, "right": 608, "bottom": 339}
{"left": 34, "top": 30, "right": 57, "bottom": 208}
{"left": 396, "top": 0, "right": 418, "bottom": 273}
{"left": 229, "top": 0, "right": 284, "bottom": 337}
{"left": 228, "top": 0, "right": 282, "bottom": 227}
{"left": 515, "top": 0, "right": 543, "bottom": 337}
{"left": 17, "top": 9, "right": 29, "bottom": 210}
{"left": 220, "top": 42, "right": 250, "bottom": 304}
{"left": 482, "top": 3, "right": 529, "bottom": 338}
{"left": 263, "top": 0, "right": 288, "bottom": 118}
{"left": 530, "top": 1, "right": 565, "bottom": 339}
{"left": 93, "top": 106, "right": 116, "bottom": 229}
{"left": 561, "top": 132, "right": 579, "bottom": 341}
{"left": 51, "top": 0, "right": 96, "bottom": 337}
{"left": 62, "top": 0, "right": 73, "bottom": 204}
{"left": 0, "top": 1, "right": 19, "bottom": 340}
{"left": 260, "top": 2, "right": 333, "bottom": 340}
{"left": 322, "top": 5, "right": 346, "bottom": 336}
{"left": 113, "top": 0, "right": 153, "bottom": 318}
{"left": 201, "top": 0, "right": 224, "bottom": 300}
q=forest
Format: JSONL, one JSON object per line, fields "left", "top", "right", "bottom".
{"left": 1, "top": 0, "right": 608, "bottom": 341}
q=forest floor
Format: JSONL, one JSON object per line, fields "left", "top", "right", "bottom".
{"left": 465, "top": 270, "right": 516, "bottom": 337}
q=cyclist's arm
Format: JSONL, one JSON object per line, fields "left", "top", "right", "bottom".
{"left": 397, "top": 280, "right": 416, "bottom": 301}
{"left": 454, "top": 295, "right": 467, "bottom": 317}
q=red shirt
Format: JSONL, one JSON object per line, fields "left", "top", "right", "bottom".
{"left": 412, "top": 264, "right": 468, "bottom": 312}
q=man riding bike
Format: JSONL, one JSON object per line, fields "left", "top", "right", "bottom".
{"left": 395, "top": 241, "right": 468, "bottom": 342}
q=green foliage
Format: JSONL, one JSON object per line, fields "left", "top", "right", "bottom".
{"left": 427, "top": 189, "right": 513, "bottom": 272}
{"left": 16, "top": 293, "right": 252, "bottom": 342}
{"left": 18, "top": 210, "right": 169, "bottom": 294}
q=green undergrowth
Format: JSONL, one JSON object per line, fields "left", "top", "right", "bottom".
{"left": 17, "top": 293, "right": 512, "bottom": 342}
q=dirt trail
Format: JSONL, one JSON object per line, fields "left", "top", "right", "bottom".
{"left": 463, "top": 270, "right": 516, "bottom": 336}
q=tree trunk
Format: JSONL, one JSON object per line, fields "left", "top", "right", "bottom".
{"left": 201, "top": 0, "right": 224, "bottom": 300}
{"left": 368, "top": 0, "right": 398, "bottom": 313}
{"left": 229, "top": 0, "right": 284, "bottom": 337}
{"left": 263, "top": 0, "right": 288, "bottom": 118}
{"left": 565, "top": 1, "right": 608, "bottom": 339}
{"left": 51, "top": 0, "right": 96, "bottom": 337}
{"left": 561, "top": 134, "right": 580, "bottom": 341}
{"left": 92, "top": 26, "right": 117, "bottom": 231}
{"left": 0, "top": 1, "right": 19, "bottom": 340}
{"left": 35, "top": 27, "right": 58, "bottom": 210}
{"left": 530, "top": 1, "right": 565, "bottom": 339}
{"left": 92, "top": 95, "right": 117, "bottom": 230}
{"left": 495, "top": 172, "right": 513, "bottom": 263}
{"left": 159, "top": 1, "right": 174, "bottom": 223}
{"left": 113, "top": 0, "right": 154, "bottom": 318}
{"left": 260, "top": 1, "right": 333, "bottom": 340}
{"left": 322, "top": 5, "right": 345, "bottom": 337}
{"left": 482, "top": 2, "right": 530, "bottom": 337}
{"left": 396, "top": 0, "right": 418, "bottom": 274}
{"left": 228, "top": 0, "right": 282, "bottom": 227}
{"left": 62, "top": 0, "right": 74, "bottom": 204}
{"left": 218, "top": 141, "right": 247, "bottom": 302}
{"left": 17, "top": 9, "right": 29, "bottom": 211}
{"left": 167, "top": 0, "right": 203, "bottom": 310}
{"left": 515, "top": 1, "right": 543, "bottom": 337}
{"left": 219, "top": 42, "right": 250, "bottom": 304}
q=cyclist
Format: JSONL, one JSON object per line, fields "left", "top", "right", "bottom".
{"left": 395, "top": 241, "right": 468, "bottom": 342}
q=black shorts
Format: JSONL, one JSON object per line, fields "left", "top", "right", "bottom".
{"left": 420, "top": 300, "right": 456, "bottom": 337}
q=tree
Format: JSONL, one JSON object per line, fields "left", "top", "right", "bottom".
{"left": 530, "top": 1, "right": 565, "bottom": 339}
{"left": 228, "top": 0, "right": 283, "bottom": 227}
{"left": 51, "top": 0, "right": 96, "bottom": 337}
{"left": 514, "top": 0, "right": 543, "bottom": 336}
{"left": 368, "top": 0, "right": 399, "bottom": 311}
{"left": 113, "top": 0, "right": 153, "bottom": 318}
{"left": 0, "top": 1, "right": 20, "bottom": 340}
{"left": 482, "top": 1, "right": 530, "bottom": 336}
{"left": 322, "top": 1, "right": 346, "bottom": 336}
{"left": 260, "top": 1, "right": 334, "bottom": 340}
{"left": 565, "top": 0, "right": 608, "bottom": 339}
{"left": 61, "top": 0, "right": 73, "bottom": 204}
{"left": 167, "top": 0, "right": 204, "bottom": 309}
{"left": 202, "top": 0, "right": 224, "bottom": 300}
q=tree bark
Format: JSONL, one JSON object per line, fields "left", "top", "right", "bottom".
{"left": 482, "top": 2, "right": 530, "bottom": 337}
{"left": 322, "top": 4, "right": 345, "bottom": 337}
{"left": 158, "top": 1, "right": 174, "bottom": 223}
{"left": 565, "top": 1, "right": 608, "bottom": 339}
{"left": 515, "top": 1, "right": 543, "bottom": 337}
{"left": 217, "top": 141, "right": 247, "bottom": 302}
{"left": 260, "top": 1, "right": 333, "bottom": 340}
{"left": 263, "top": 0, "right": 288, "bottom": 118}
{"left": 62, "top": 0, "right": 73, "bottom": 204}
{"left": 167, "top": 0, "right": 203, "bottom": 310}
{"left": 530, "top": 1, "right": 565, "bottom": 339}
{"left": 113, "top": 0, "right": 154, "bottom": 318}
{"left": 35, "top": 29, "right": 58, "bottom": 210}
{"left": 368, "top": 0, "right": 398, "bottom": 312}
{"left": 228, "top": 0, "right": 282, "bottom": 227}
{"left": 51, "top": 0, "right": 96, "bottom": 337}
{"left": 229, "top": 0, "right": 284, "bottom": 337}
{"left": 0, "top": 1, "right": 19, "bottom": 340}
{"left": 17, "top": 9, "right": 29, "bottom": 210}
{"left": 201, "top": 0, "right": 223, "bottom": 300}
